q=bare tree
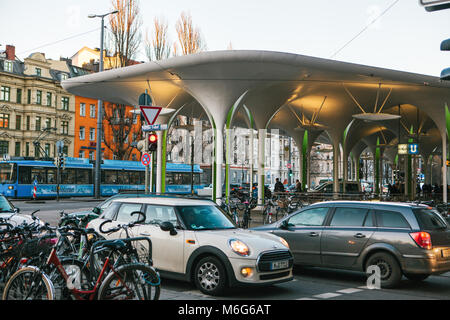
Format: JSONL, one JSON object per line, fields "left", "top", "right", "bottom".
{"left": 175, "top": 12, "right": 206, "bottom": 55}
{"left": 103, "top": 103, "right": 143, "bottom": 160}
{"left": 103, "top": 0, "right": 143, "bottom": 160}
{"left": 145, "top": 16, "right": 171, "bottom": 61}
{"left": 108, "top": 0, "right": 142, "bottom": 68}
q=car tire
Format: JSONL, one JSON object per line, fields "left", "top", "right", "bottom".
{"left": 194, "top": 256, "right": 227, "bottom": 296}
{"left": 365, "top": 252, "right": 402, "bottom": 289}
{"left": 404, "top": 273, "right": 430, "bottom": 281}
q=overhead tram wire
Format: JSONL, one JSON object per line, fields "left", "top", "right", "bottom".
{"left": 329, "top": 0, "right": 401, "bottom": 59}
{"left": 17, "top": 28, "right": 101, "bottom": 55}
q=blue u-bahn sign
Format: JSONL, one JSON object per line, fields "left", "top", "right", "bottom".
{"left": 408, "top": 143, "right": 419, "bottom": 155}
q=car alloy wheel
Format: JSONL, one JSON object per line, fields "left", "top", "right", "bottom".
{"left": 194, "top": 256, "right": 227, "bottom": 296}
{"left": 198, "top": 262, "right": 220, "bottom": 291}
{"left": 372, "top": 258, "right": 392, "bottom": 280}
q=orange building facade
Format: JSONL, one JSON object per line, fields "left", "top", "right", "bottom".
{"left": 74, "top": 96, "right": 142, "bottom": 161}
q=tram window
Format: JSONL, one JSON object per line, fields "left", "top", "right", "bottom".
{"left": 47, "top": 169, "right": 56, "bottom": 184}
{"left": 139, "top": 171, "right": 145, "bottom": 185}
{"left": 166, "top": 173, "right": 174, "bottom": 185}
{"left": 75, "top": 170, "right": 90, "bottom": 184}
{"left": 31, "top": 168, "right": 47, "bottom": 184}
{"left": 129, "top": 171, "right": 140, "bottom": 184}
{"left": 117, "top": 170, "right": 129, "bottom": 184}
{"left": 18, "top": 166, "right": 32, "bottom": 184}
{"left": 103, "top": 170, "right": 117, "bottom": 184}
{"left": 61, "top": 169, "right": 75, "bottom": 184}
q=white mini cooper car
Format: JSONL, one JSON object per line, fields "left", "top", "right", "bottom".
{"left": 87, "top": 196, "right": 294, "bottom": 295}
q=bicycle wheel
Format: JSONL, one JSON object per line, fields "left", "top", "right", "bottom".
{"left": 98, "top": 263, "right": 160, "bottom": 300}
{"left": 2, "top": 266, "right": 55, "bottom": 300}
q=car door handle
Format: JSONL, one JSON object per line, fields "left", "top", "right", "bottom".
{"left": 140, "top": 232, "right": 151, "bottom": 236}
{"left": 354, "top": 233, "right": 366, "bottom": 238}
{"left": 309, "top": 232, "right": 320, "bottom": 237}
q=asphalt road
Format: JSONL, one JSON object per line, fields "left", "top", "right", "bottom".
{"left": 9, "top": 198, "right": 450, "bottom": 300}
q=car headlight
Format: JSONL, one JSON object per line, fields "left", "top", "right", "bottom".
{"left": 229, "top": 239, "right": 250, "bottom": 256}
{"left": 279, "top": 237, "right": 289, "bottom": 249}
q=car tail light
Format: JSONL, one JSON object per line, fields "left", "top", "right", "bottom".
{"left": 410, "top": 231, "right": 432, "bottom": 250}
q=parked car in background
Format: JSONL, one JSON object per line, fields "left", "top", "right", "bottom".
{"left": 308, "top": 181, "right": 361, "bottom": 194}
{"left": 252, "top": 201, "right": 450, "bottom": 288}
{"left": 0, "top": 195, "right": 41, "bottom": 227}
{"left": 87, "top": 196, "right": 294, "bottom": 295}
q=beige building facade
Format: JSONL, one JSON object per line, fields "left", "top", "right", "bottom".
{"left": 0, "top": 45, "right": 75, "bottom": 159}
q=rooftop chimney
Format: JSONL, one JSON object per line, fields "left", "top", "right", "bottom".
{"left": 5, "top": 45, "right": 15, "bottom": 60}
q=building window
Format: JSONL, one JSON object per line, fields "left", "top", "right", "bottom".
{"left": 61, "top": 97, "right": 69, "bottom": 110}
{"left": 15, "top": 115, "right": 21, "bottom": 130}
{"left": 0, "top": 86, "right": 10, "bottom": 101}
{"left": 36, "top": 90, "right": 42, "bottom": 105}
{"left": 60, "top": 73, "right": 68, "bottom": 81}
{"left": 35, "top": 68, "right": 41, "bottom": 76}
{"left": 89, "top": 128, "right": 95, "bottom": 141}
{"left": 44, "top": 143, "right": 50, "bottom": 157}
{"left": 35, "top": 116, "right": 41, "bottom": 131}
{"left": 46, "top": 92, "right": 52, "bottom": 106}
{"left": 25, "top": 142, "right": 29, "bottom": 157}
{"left": 27, "top": 89, "right": 31, "bottom": 104}
{"left": 89, "top": 151, "right": 94, "bottom": 160}
{"left": 45, "top": 118, "right": 51, "bottom": 129}
{"left": 62, "top": 145, "right": 68, "bottom": 156}
{"left": 26, "top": 116, "right": 30, "bottom": 130}
{"left": 61, "top": 121, "right": 69, "bottom": 135}
{"left": 80, "top": 103, "right": 85, "bottom": 116}
{"left": 79, "top": 126, "right": 85, "bottom": 140}
{"left": 4, "top": 60, "right": 13, "bottom": 72}
{"left": 14, "top": 142, "right": 20, "bottom": 157}
{"left": 16, "top": 88, "right": 22, "bottom": 104}
{"left": 78, "top": 150, "right": 84, "bottom": 158}
{"left": 90, "top": 104, "right": 95, "bottom": 118}
{"left": 0, "top": 141, "right": 9, "bottom": 156}
{"left": 0, "top": 113, "right": 9, "bottom": 128}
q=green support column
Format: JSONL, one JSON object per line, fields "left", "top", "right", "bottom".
{"left": 375, "top": 137, "right": 380, "bottom": 195}
{"left": 161, "top": 130, "right": 167, "bottom": 193}
{"left": 302, "top": 130, "right": 308, "bottom": 189}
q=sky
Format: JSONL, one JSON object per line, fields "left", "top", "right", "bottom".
{"left": 1, "top": 0, "right": 450, "bottom": 77}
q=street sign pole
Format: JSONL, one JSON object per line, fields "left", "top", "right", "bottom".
{"left": 145, "top": 132, "right": 149, "bottom": 193}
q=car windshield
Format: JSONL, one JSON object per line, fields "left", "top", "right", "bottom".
{"left": 0, "top": 196, "right": 14, "bottom": 213}
{"left": 413, "top": 208, "right": 448, "bottom": 230}
{"left": 176, "top": 205, "right": 236, "bottom": 231}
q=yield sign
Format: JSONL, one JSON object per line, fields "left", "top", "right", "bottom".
{"left": 140, "top": 105, "right": 162, "bottom": 125}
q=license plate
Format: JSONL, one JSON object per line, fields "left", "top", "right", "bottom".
{"left": 271, "top": 260, "right": 289, "bottom": 270}
{"left": 442, "top": 249, "right": 450, "bottom": 258}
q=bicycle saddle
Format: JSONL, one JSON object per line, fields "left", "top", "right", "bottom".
{"left": 101, "top": 239, "right": 127, "bottom": 250}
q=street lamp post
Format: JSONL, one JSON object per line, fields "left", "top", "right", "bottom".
{"left": 88, "top": 10, "right": 118, "bottom": 199}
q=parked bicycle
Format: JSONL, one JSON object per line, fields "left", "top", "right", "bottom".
{"left": 2, "top": 211, "right": 161, "bottom": 300}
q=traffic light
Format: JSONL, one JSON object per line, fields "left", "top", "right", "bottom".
{"left": 148, "top": 132, "right": 157, "bottom": 152}
{"left": 288, "top": 169, "right": 293, "bottom": 177}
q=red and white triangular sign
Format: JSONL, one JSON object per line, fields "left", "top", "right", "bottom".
{"left": 140, "top": 105, "right": 162, "bottom": 125}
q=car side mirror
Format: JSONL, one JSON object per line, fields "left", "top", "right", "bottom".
{"left": 13, "top": 207, "right": 20, "bottom": 214}
{"left": 279, "top": 220, "right": 290, "bottom": 230}
{"left": 92, "top": 207, "right": 100, "bottom": 214}
{"left": 160, "top": 221, "right": 178, "bottom": 235}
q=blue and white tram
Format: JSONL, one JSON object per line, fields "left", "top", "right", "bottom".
{"left": 0, "top": 158, "right": 204, "bottom": 198}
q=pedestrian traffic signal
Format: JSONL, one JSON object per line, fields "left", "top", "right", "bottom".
{"left": 148, "top": 132, "right": 157, "bottom": 152}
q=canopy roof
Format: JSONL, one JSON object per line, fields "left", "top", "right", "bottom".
{"left": 62, "top": 50, "right": 450, "bottom": 155}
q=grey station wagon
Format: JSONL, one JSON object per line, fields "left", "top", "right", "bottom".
{"left": 252, "top": 201, "right": 450, "bottom": 288}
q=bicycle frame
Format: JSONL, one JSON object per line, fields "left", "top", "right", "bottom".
{"left": 45, "top": 246, "right": 114, "bottom": 300}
